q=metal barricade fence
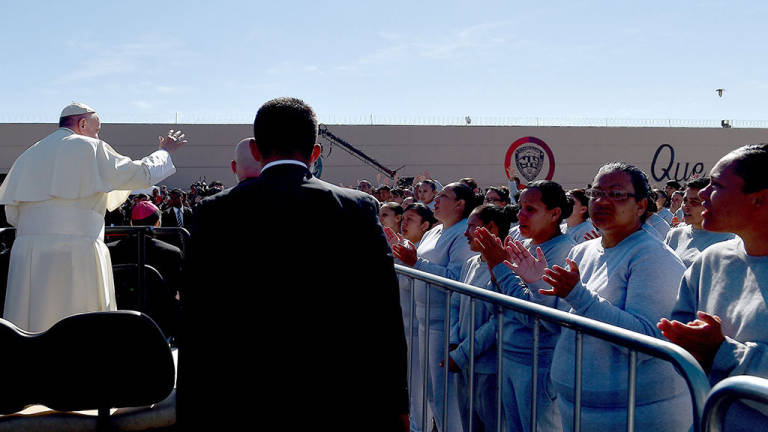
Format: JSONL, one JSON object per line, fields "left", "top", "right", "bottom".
{"left": 0, "top": 226, "right": 189, "bottom": 315}
{"left": 105, "top": 226, "right": 190, "bottom": 309}
{"left": 702, "top": 376, "right": 768, "bottom": 432}
{"left": 395, "top": 264, "right": 711, "bottom": 432}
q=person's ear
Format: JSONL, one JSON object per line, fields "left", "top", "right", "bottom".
{"left": 551, "top": 207, "right": 562, "bottom": 223}
{"left": 310, "top": 143, "right": 322, "bottom": 164}
{"left": 752, "top": 190, "right": 768, "bottom": 208}
{"left": 637, "top": 197, "right": 649, "bottom": 217}
{"left": 230, "top": 160, "right": 237, "bottom": 175}
{"left": 419, "top": 220, "right": 430, "bottom": 234}
{"left": 486, "top": 220, "right": 499, "bottom": 237}
{"left": 249, "top": 139, "right": 263, "bottom": 162}
{"left": 248, "top": 138, "right": 264, "bottom": 162}
{"left": 456, "top": 199, "right": 466, "bottom": 214}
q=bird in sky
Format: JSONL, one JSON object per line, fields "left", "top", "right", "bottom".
{"left": 716, "top": 88, "right": 725, "bottom": 97}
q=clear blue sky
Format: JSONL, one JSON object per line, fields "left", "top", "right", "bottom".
{"left": 1, "top": 1, "right": 765, "bottom": 124}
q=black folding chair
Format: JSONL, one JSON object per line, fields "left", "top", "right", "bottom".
{"left": 112, "top": 263, "right": 178, "bottom": 340}
{"left": 0, "top": 311, "right": 175, "bottom": 431}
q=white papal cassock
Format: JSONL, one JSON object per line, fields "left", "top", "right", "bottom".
{"left": 0, "top": 127, "right": 176, "bottom": 332}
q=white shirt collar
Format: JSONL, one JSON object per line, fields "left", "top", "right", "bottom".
{"left": 261, "top": 159, "right": 308, "bottom": 173}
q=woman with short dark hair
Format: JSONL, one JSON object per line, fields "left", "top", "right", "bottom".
{"left": 378, "top": 202, "right": 404, "bottom": 233}
{"left": 484, "top": 186, "right": 510, "bottom": 207}
{"left": 562, "top": 188, "right": 594, "bottom": 244}
{"left": 476, "top": 179, "right": 575, "bottom": 431}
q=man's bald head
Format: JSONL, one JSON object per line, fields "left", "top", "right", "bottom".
{"left": 231, "top": 138, "right": 263, "bottom": 182}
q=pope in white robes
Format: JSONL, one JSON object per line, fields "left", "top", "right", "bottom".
{"left": 0, "top": 102, "right": 186, "bottom": 332}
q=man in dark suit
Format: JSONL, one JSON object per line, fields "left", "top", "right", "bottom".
{"left": 161, "top": 189, "right": 193, "bottom": 252}
{"left": 161, "top": 189, "right": 193, "bottom": 229}
{"left": 177, "top": 97, "right": 408, "bottom": 430}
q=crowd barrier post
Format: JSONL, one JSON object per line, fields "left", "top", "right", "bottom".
{"left": 702, "top": 376, "right": 768, "bottom": 432}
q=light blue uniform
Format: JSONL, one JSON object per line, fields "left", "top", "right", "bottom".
{"left": 657, "top": 207, "right": 675, "bottom": 225}
{"left": 664, "top": 224, "right": 735, "bottom": 268}
{"left": 671, "top": 238, "right": 768, "bottom": 431}
{"left": 414, "top": 220, "right": 477, "bottom": 432}
{"left": 561, "top": 220, "right": 594, "bottom": 245}
{"left": 398, "top": 252, "right": 431, "bottom": 432}
{"left": 644, "top": 213, "right": 671, "bottom": 240}
{"left": 492, "top": 233, "right": 574, "bottom": 432}
{"left": 551, "top": 230, "right": 692, "bottom": 432}
{"left": 450, "top": 255, "right": 498, "bottom": 432}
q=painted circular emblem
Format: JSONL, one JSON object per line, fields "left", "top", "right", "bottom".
{"left": 504, "top": 136, "right": 555, "bottom": 182}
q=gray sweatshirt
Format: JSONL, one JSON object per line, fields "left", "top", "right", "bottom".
{"left": 664, "top": 224, "right": 735, "bottom": 268}
{"left": 491, "top": 233, "right": 575, "bottom": 363}
{"left": 551, "top": 229, "right": 689, "bottom": 407}
{"left": 449, "top": 255, "right": 497, "bottom": 373}
{"left": 671, "top": 237, "right": 768, "bottom": 419}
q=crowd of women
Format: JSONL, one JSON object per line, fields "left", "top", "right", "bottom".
{"left": 369, "top": 164, "right": 731, "bottom": 432}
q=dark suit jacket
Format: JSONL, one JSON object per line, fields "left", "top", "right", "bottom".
{"left": 161, "top": 207, "right": 193, "bottom": 251}
{"left": 177, "top": 164, "right": 408, "bottom": 430}
{"left": 161, "top": 206, "right": 193, "bottom": 230}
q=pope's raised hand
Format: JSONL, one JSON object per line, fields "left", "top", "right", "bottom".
{"left": 158, "top": 129, "right": 188, "bottom": 153}
{"left": 505, "top": 240, "right": 548, "bottom": 283}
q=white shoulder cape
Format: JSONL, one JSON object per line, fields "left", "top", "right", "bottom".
{"left": 0, "top": 128, "right": 172, "bottom": 212}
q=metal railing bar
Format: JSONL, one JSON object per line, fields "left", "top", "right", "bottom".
{"left": 531, "top": 318, "right": 540, "bottom": 432}
{"left": 422, "top": 283, "right": 431, "bottom": 432}
{"left": 469, "top": 297, "right": 476, "bottom": 432}
{"left": 574, "top": 331, "right": 582, "bottom": 432}
{"left": 408, "top": 277, "right": 414, "bottom": 400}
{"left": 702, "top": 376, "right": 768, "bottom": 432}
{"left": 627, "top": 350, "right": 637, "bottom": 431}
{"left": 496, "top": 307, "right": 504, "bottom": 432}
{"left": 443, "top": 289, "right": 450, "bottom": 431}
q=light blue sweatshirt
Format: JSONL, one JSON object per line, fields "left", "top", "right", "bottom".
{"left": 449, "top": 255, "right": 497, "bottom": 373}
{"left": 491, "top": 233, "right": 575, "bottom": 363}
{"left": 658, "top": 207, "right": 674, "bottom": 225}
{"left": 664, "top": 224, "right": 735, "bottom": 268}
{"left": 671, "top": 237, "right": 768, "bottom": 421}
{"left": 551, "top": 229, "right": 689, "bottom": 407}
{"left": 644, "top": 212, "right": 671, "bottom": 241}
{"left": 561, "top": 219, "right": 595, "bottom": 245}
{"left": 413, "top": 220, "right": 478, "bottom": 326}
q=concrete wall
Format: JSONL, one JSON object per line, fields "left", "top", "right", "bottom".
{"left": 2, "top": 123, "right": 768, "bottom": 190}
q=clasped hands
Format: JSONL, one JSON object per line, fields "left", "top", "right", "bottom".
{"left": 472, "top": 228, "right": 580, "bottom": 298}
{"left": 439, "top": 344, "right": 462, "bottom": 373}
{"left": 386, "top": 227, "right": 418, "bottom": 267}
{"left": 657, "top": 312, "right": 725, "bottom": 371}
